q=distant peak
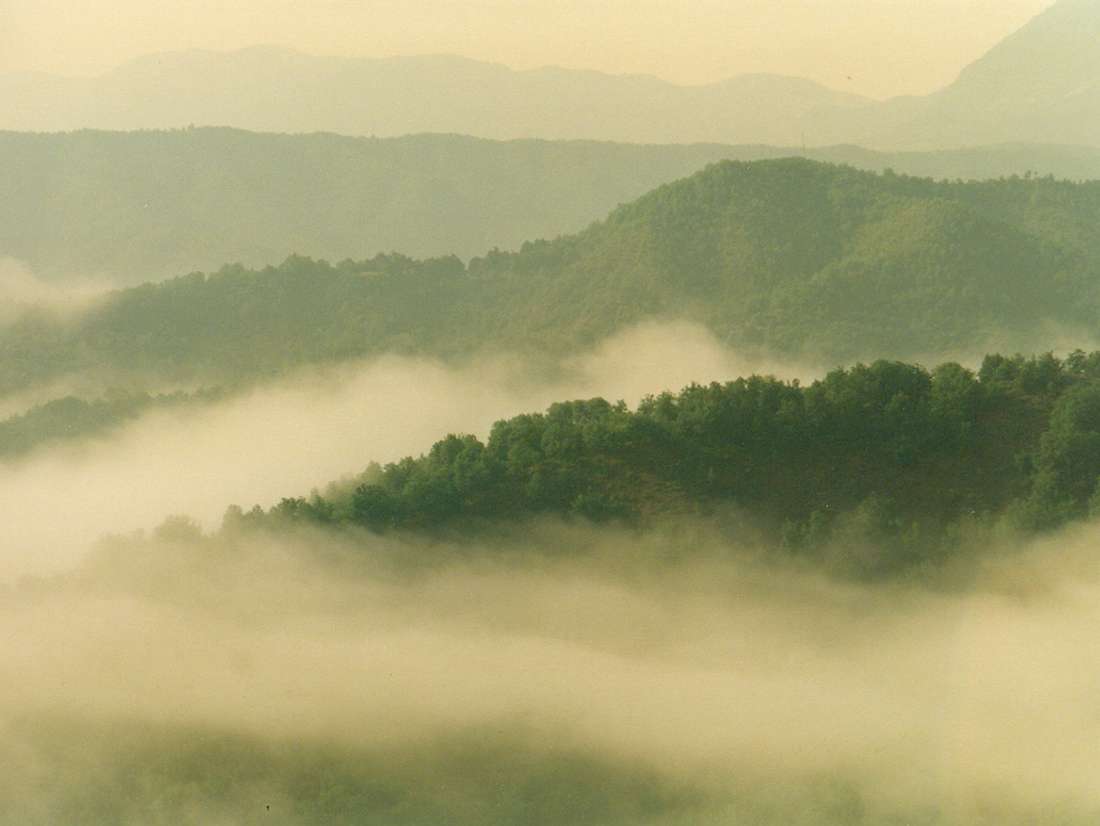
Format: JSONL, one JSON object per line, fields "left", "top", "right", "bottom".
{"left": 100, "top": 45, "right": 851, "bottom": 95}
{"left": 942, "top": 0, "right": 1100, "bottom": 100}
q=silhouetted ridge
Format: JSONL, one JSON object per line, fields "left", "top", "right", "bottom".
{"left": 4, "top": 2, "right": 1099, "bottom": 149}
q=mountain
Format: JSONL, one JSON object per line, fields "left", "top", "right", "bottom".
{"left": 4, "top": 158, "right": 1100, "bottom": 398}
{"left": 0, "top": 47, "right": 866, "bottom": 145}
{"left": 462, "top": 159, "right": 1100, "bottom": 359}
{"left": 807, "top": 0, "right": 1100, "bottom": 148}
{"left": 5, "top": 129, "right": 1100, "bottom": 286}
{"left": 1, "top": 2, "right": 1097, "bottom": 148}
{"left": 947, "top": 0, "right": 1100, "bottom": 106}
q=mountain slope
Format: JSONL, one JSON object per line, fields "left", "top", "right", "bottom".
{"left": 5, "top": 129, "right": 1100, "bottom": 286}
{"left": 0, "top": 129, "right": 741, "bottom": 282}
{"left": 945, "top": 0, "right": 1100, "bottom": 108}
{"left": 244, "top": 352, "right": 1100, "bottom": 574}
{"left": 931, "top": 0, "right": 1100, "bottom": 146}
{"left": 807, "top": 0, "right": 1100, "bottom": 148}
{"left": 4, "top": 159, "right": 1100, "bottom": 397}
{"left": 463, "top": 160, "right": 1100, "bottom": 358}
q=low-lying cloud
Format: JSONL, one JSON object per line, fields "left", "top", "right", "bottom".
{"left": 0, "top": 258, "right": 110, "bottom": 326}
{"left": 0, "top": 321, "right": 812, "bottom": 580}
{"left": 3, "top": 522, "right": 1100, "bottom": 823}
{"left": 2, "top": 318, "right": 1096, "bottom": 823}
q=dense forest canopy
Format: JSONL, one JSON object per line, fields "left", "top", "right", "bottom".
{"left": 5, "top": 129, "right": 1100, "bottom": 285}
{"left": 225, "top": 350, "right": 1100, "bottom": 578}
{"left": 4, "top": 158, "right": 1100, "bottom": 403}
{"left": 0, "top": 388, "right": 224, "bottom": 459}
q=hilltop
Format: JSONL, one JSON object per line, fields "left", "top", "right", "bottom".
{"left": 4, "top": 158, "right": 1100, "bottom": 400}
{"left": 6, "top": 129, "right": 1100, "bottom": 285}
{"left": 232, "top": 350, "right": 1100, "bottom": 577}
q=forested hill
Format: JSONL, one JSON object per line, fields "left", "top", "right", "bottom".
{"left": 0, "top": 130, "right": 737, "bottom": 281}
{"left": 464, "top": 159, "right": 1100, "bottom": 360}
{"left": 6, "top": 129, "right": 1100, "bottom": 285}
{"left": 5, "top": 159, "right": 1100, "bottom": 395}
{"left": 237, "top": 351, "right": 1100, "bottom": 577}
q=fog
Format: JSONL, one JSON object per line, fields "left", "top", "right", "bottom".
{"left": 0, "top": 258, "right": 109, "bottom": 327}
{"left": 4, "top": 1, "right": 1090, "bottom": 818}
{"left": 0, "top": 321, "right": 811, "bottom": 580}
{"left": 3, "top": 518, "right": 1100, "bottom": 823}
{"left": 5, "top": 319, "right": 1097, "bottom": 823}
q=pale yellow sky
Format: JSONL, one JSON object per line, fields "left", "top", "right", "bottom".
{"left": 0, "top": 0, "right": 1056, "bottom": 99}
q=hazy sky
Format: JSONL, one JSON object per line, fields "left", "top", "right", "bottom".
{"left": 1, "top": 0, "right": 1056, "bottom": 99}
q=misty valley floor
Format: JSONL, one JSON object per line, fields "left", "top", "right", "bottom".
{"left": 3, "top": 520, "right": 1100, "bottom": 825}
{"left": 3, "top": 327, "right": 1100, "bottom": 823}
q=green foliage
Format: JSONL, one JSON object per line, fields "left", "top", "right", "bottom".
{"left": 14, "top": 130, "right": 1100, "bottom": 287}
{"left": 465, "top": 160, "right": 1100, "bottom": 361}
{"left": 0, "top": 129, "right": 757, "bottom": 281}
{"left": 6, "top": 160, "right": 1100, "bottom": 396}
{"left": 0, "top": 387, "right": 225, "bottom": 458}
{"left": 241, "top": 352, "right": 1100, "bottom": 572}
{"left": 0, "top": 253, "right": 465, "bottom": 393}
{"left": 1019, "top": 384, "right": 1100, "bottom": 529}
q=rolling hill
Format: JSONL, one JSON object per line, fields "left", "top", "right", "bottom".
{"left": 4, "top": 129, "right": 1100, "bottom": 286}
{"left": 243, "top": 351, "right": 1100, "bottom": 576}
{"left": 4, "top": 158, "right": 1100, "bottom": 401}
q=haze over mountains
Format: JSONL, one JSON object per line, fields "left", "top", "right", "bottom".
{"left": 3, "top": 0, "right": 1096, "bottom": 148}
{"left": 806, "top": 0, "right": 1100, "bottom": 148}
{"left": 7, "top": 130, "right": 1100, "bottom": 286}
{"left": 6, "top": 158, "right": 1100, "bottom": 406}
{"left": 11, "top": 2, "right": 1100, "bottom": 821}
{"left": 0, "top": 48, "right": 867, "bottom": 145}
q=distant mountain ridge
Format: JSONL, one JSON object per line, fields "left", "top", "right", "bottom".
{"left": 5, "top": 128, "right": 1100, "bottom": 286}
{"left": 947, "top": 0, "right": 1100, "bottom": 104}
{"left": 1, "top": 0, "right": 1096, "bottom": 148}
{"left": 805, "top": 0, "right": 1100, "bottom": 148}
{"left": 0, "top": 47, "right": 866, "bottom": 145}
